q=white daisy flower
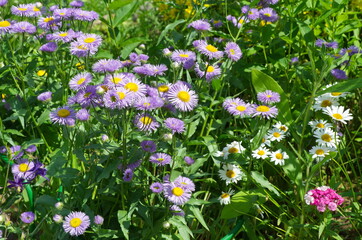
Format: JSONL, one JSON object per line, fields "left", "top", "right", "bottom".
{"left": 252, "top": 146, "right": 270, "bottom": 159}
{"left": 309, "top": 145, "right": 334, "bottom": 160}
{"left": 260, "top": 135, "right": 271, "bottom": 147}
{"left": 218, "top": 164, "right": 244, "bottom": 185}
{"left": 313, "top": 128, "right": 340, "bottom": 148}
{"left": 218, "top": 189, "right": 235, "bottom": 205}
{"left": 270, "top": 150, "right": 289, "bottom": 166}
{"left": 323, "top": 105, "right": 353, "bottom": 124}
{"left": 221, "top": 141, "right": 245, "bottom": 159}
{"left": 267, "top": 128, "right": 285, "bottom": 142}
{"left": 312, "top": 95, "right": 339, "bottom": 111}
{"left": 273, "top": 121, "right": 288, "bottom": 133}
{"left": 308, "top": 119, "right": 332, "bottom": 131}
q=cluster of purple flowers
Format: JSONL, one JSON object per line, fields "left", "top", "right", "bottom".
{"left": 304, "top": 186, "right": 344, "bottom": 212}
{"left": 223, "top": 90, "right": 280, "bottom": 119}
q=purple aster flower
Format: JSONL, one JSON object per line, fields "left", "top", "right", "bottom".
{"left": 326, "top": 41, "right": 338, "bottom": 49}
{"left": 123, "top": 168, "right": 133, "bottom": 182}
{"left": 70, "top": 0, "right": 84, "bottom": 7}
{"left": 47, "top": 29, "right": 76, "bottom": 43}
{"left": 184, "top": 156, "right": 195, "bottom": 165}
{"left": 69, "top": 72, "right": 92, "bottom": 91}
{"left": 141, "top": 140, "right": 157, "bottom": 153}
{"left": 346, "top": 46, "right": 360, "bottom": 56}
{"left": 92, "top": 59, "right": 122, "bottom": 73}
{"left": 134, "top": 64, "right": 168, "bottom": 76}
{"left": 8, "top": 178, "right": 27, "bottom": 189}
{"left": 149, "top": 153, "right": 172, "bottom": 166}
{"left": 241, "top": 5, "right": 250, "bottom": 13}
{"left": 134, "top": 113, "right": 160, "bottom": 132}
{"left": 94, "top": 215, "right": 104, "bottom": 225}
{"left": 195, "top": 63, "right": 221, "bottom": 82}
{"left": 0, "top": 20, "right": 12, "bottom": 33}
{"left": 290, "top": 57, "right": 299, "bottom": 64}
{"left": 171, "top": 50, "right": 196, "bottom": 63}
{"left": 37, "top": 91, "right": 52, "bottom": 102}
{"left": 257, "top": 90, "right": 280, "bottom": 104}
{"left": 76, "top": 109, "right": 90, "bottom": 121}
{"left": 120, "top": 76, "right": 147, "bottom": 99}
{"left": 103, "top": 90, "right": 121, "bottom": 109}
{"left": 10, "top": 146, "right": 23, "bottom": 160}
{"left": 211, "top": 19, "right": 222, "bottom": 28}
{"left": 174, "top": 176, "right": 195, "bottom": 192}
{"left": 252, "top": 105, "right": 278, "bottom": 119}
{"left": 227, "top": 15, "right": 249, "bottom": 28}
{"left": 150, "top": 182, "right": 163, "bottom": 193}
{"left": 11, "top": 159, "right": 36, "bottom": 180}
{"left": 76, "top": 86, "right": 99, "bottom": 107}
{"left": 63, "top": 211, "right": 90, "bottom": 236}
{"left": 247, "top": 8, "right": 260, "bottom": 19}
{"left": 25, "top": 145, "right": 37, "bottom": 153}
{"left": 38, "top": 16, "right": 61, "bottom": 30}
{"left": 170, "top": 205, "right": 185, "bottom": 216}
{"left": 20, "top": 211, "right": 35, "bottom": 224}
{"left": 11, "top": 5, "right": 31, "bottom": 16}
{"left": 167, "top": 83, "right": 198, "bottom": 112}
{"left": 77, "top": 33, "right": 102, "bottom": 48}
{"left": 315, "top": 39, "right": 326, "bottom": 47}
{"left": 49, "top": 5, "right": 59, "bottom": 11}
{"left": 12, "top": 21, "right": 36, "bottom": 34}
{"left": 331, "top": 69, "right": 347, "bottom": 79}
{"left": 53, "top": 8, "right": 72, "bottom": 19}
{"left": 0, "top": 0, "right": 8, "bottom": 7}
{"left": 259, "top": 8, "right": 279, "bottom": 22}
{"left": 127, "top": 159, "right": 142, "bottom": 170}
{"left": 53, "top": 214, "right": 63, "bottom": 223}
{"left": 225, "top": 42, "right": 242, "bottom": 61}
{"left": 101, "top": 134, "right": 109, "bottom": 142}
{"left": 163, "top": 181, "right": 192, "bottom": 205}
{"left": 164, "top": 118, "right": 185, "bottom": 134}
{"left": 134, "top": 96, "right": 162, "bottom": 111}
{"left": 194, "top": 40, "right": 224, "bottom": 59}
{"left": 70, "top": 40, "right": 99, "bottom": 57}
{"left": 188, "top": 19, "right": 211, "bottom": 31}
{"left": 39, "top": 42, "right": 58, "bottom": 52}
{"left": 224, "top": 98, "right": 254, "bottom": 117}
{"left": 49, "top": 106, "right": 76, "bottom": 126}
{"left": 163, "top": 174, "right": 170, "bottom": 183}
{"left": 72, "top": 9, "right": 99, "bottom": 21}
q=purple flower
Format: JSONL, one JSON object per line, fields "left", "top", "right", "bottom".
{"left": 134, "top": 96, "right": 163, "bottom": 111}
{"left": 69, "top": 72, "right": 92, "bottom": 91}
{"left": 77, "top": 33, "right": 102, "bottom": 48}
{"left": 184, "top": 156, "right": 195, "bottom": 165}
{"left": 72, "top": 9, "right": 99, "bottom": 21}
{"left": 11, "top": 5, "right": 32, "bottom": 17}
{"left": 63, "top": 211, "right": 90, "bottom": 236}
{"left": 20, "top": 211, "right": 35, "bottom": 224}
{"left": 53, "top": 214, "right": 63, "bottom": 223}
{"left": 346, "top": 45, "right": 360, "bottom": 56}
{"left": 49, "top": 106, "right": 76, "bottom": 126}
{"left": 195, "top": 63, "right": 221, "bottom": 82}
{"left": 70, "top": 0, "right": 84, "bottom": 7}
{"left": 76, "top": 86, "right": 99, "bottom": 108}
{"left": 326, "top": 41, "right": 338, "bottom": 49}
{"left": 259, "top": 8, "right": 279, "bottom": 22}
{"left": 315, "top": 39, "right": 326, "bottom": 47}
{"left": 76, "top": 109, "right": 90, "bottom": 121}
{"left": 252, "top": 105, "right": 278, "bottom": 119}
{"left": 141, "top": 140, "right": 157, "bottom": 153}
{"left": 0, "top": 0, "right": 8, "bottom": 7}
{"left": 225, "top": 42, "right": 242, "bottom": 61}
{"left": 247, "top": 8, "right": 260, "bottom": 20}
{"left": 257, "top": 90, "right": 280, "bottom": 104}
{"left": 149, "top": 153, "right": 172, "bottom": 166}
{"left": 290, "top": 57, "right": 299, "bottom": 64}
{"left": 171, "top": 50, "right": 196, "bottom": 63}
{"left": 12, "top": 21, "right": 36, "bottom": 34}
{"left": 53, "top": 8, "right": 72, "bottom": 19}
{"left": 194, "top": 40, "right": 224, "bottom": 59}
{"left": 170, "top": 205, "right": 185, "bottom": 216}
{"left": 0, "top": 20, "right": 12, "bottom": 33}
{"left": 134, "top": 113, "right": 160, "bottom": 132}
{"left": 123, "top": 168, "right": 133, "bottom": 182}
{"left": 163, "top": 182, "right": 192, "bottom": 205}
{"left": 39, "top": 42, "right": 58, "bottom": 52}
{"left": 70, "top": 40, "right": 99, "bottom": 57}
{"left": 134, "top": 64, "right": 168, "bottom": 76}
{"left": 38, "top": 16, "right": 61, "bottom": 30}
{"left": 223, "top": 98, "right": 253, "bottom": 117}
{"left": 164, "top": 118, "right": 185, "bottom": 134}
{"left": 94, "top": 215, "right": 104, "bottom": 225}
{"left": 174, "top": 176, "right": 195, "bottom": 191}
{"left": 167, "top": 83, "right": 198, "bottom": 112}
{"left": 150, "top": 182, "right": 163, "bottom": 193}
{"left": 47, "top": 29, "right": 76, "bottom": 43}
{"left": 8, "top": 178, "right": 27, "bottom": 189}
{"left": 188, "top": 19, "right": 211, "bottom": 31}
{"left": 25, "top": 145, "right": 37, "bottom": 153}
{"left": 183, "top": 59, "right": 195, "bottom": 70}
{"left": 331, "top": 69, "right": 347, "bottom": 79}
{"left": 37, "top": 91, "right": 52, "bottom": 102}
{"left": 119, "top": 76, "right": 147, "bottom": 99}
{"left": 92, "top": 59, "right": 122, "bottom": 73}
{"left": 12, "top": 159, "right": 36, "bottom": 180}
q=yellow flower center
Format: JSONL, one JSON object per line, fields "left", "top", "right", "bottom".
{"left": 316, "top": 149, "right": 324, "bottom": 155}
{"left": 84, "top": 92, "right": 91, "bottom": 98}
{"left": 321, "top": 134, "right": 332, "bottom": 142}
{"left": 228, "top": 147, "right": 239, "bottom": 153}
{"left": 0, "top": 21, "right": 11, "bottom": 28}
{"left": 33, "top": 7, "right": 40, "bottom": 12}
{"left": 257, "top": 150, "right": 265, "bottom": 155}
{"left": 156, "top": 158, "right": 164, "bottom": 162}
{"left": 275, "top": 153, "right": 283, "bottom": 159}
{"left": 261, "top": 138, "right": 265, "bottom": 143}
{"left": 76, "top": 63, "right": 85, "bottom": 70}
{"left": 37, "top": 70, "right": 46, "bottom": 76}
{"left": 18, "top": 8, "right": 27, "bottom": 11}
{"left": 229, "top": 49, "right": 235, "bottom": 55}
{"left": 264, "top": 13, "right": 271, "bottom": 17}
{"left": 236, "top": 105, "right": 246, "bottom": 112}
{"left": 57, "top": 109, "right": 70, "bottom": 117}
{"left": 158, "top": 85, "right": 169, "bottom": 92}
{"left": 221, "top": 193, "right": 230, "bottom": 199}
{"left": 316, "top": 123, "right": 325, "bottom": 128}
{"left": 273, "top": 132, "right": 281, "bottom": 138}
{"left": 321, "top": 100, "right": 332, "bottom": 107}
{"left": 77, "top": 45, "right": 87, "bottom": 50}
{"left": 206, "top": 44, "right": 218, "bottom": 52}
{"left": 19, "top": 163, "right": 29, "bottom": 172}
{"left": 124, "top": 82, "right": 139, "bottom": 92}
{"left": 206, "top": 66, "right": 214, "bottom": 72}
{"left": 280, "top": 126, "right": 287, "bottom": 131}
{"left": 44, "top": 17, "right": 54, "bottom": 23}
{"left": 143, "top": 102, "right": 151, "bottom": 107}
{"left": 69, "top": 218, "right": 82, "bottom": 228}
{"left": 77, "top": 78, "right": 86, "bottom": 85}
{"left": 117, "top": 92, "right": 126, "bottom": 100}
{"left": 266, "top": 94, "right": 272, "bottom": 98}
{"left": 177, "top": 91, "right": 190, "bottom": 102}
{"left": 140, "top": 116, "right": 152, "bottom": 125}
{"left": 59, "top": 32, "right": 68, "bottom": 37}
{"left": 226, "top": 170, "right": 236, "bottom": 178}
{"left": 172, "top": 187, "right": 184, "bottom": 196}
{"left": 84, "top": 37, "right": 96, "bottom": 43}
{"left": 332, "top": 113, "right": 343, "bottom": 120}
{"left": 239, "top": 19, "right": 244, "bottom": 24}
{"left": 179, "top": 54, "right": 189, "bottom": 58}
{"left": 256, "top": 106, "right": 270, "bottom": 112}
{"left": 111, "top": 77, "right": 122, "bottom": 84}
{"left": 331, "top": 92, "right": 342, "bottom": 96}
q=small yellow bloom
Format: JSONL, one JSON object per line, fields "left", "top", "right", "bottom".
{"left": 75, "top": 62, "right": 85, "bottom": 70}
{"left": 37, "top": 70, "right": 47, "bottom": 77}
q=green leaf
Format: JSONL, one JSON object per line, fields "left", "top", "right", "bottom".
{"left": 47, "top": 149, "right": 67, "bottom": 177}
{"left": 169, "top": 216, "right": 193, "bottom": 240}
{"left": 4, "top": 129, "right": 24, "bottom": 137}
{"left": 317, "top": 78, "right": 362, "bottom": 96}
{"left": 37, "top": 109, "right": 50, "bottom": 125}
{"left": 157, "top": 19, "right": 186, "bottom": 45}
{"left": 120, "top": 37, "right": 148, "bottom": 59}
{"left": 189, "top": 206, "right": 209, "bottom": 231}
{"left": 113, "top": 1, "right": 140, "bottom": 27}
{"left": 251, "top": 171, "right": 280, "bottom": 196}
{"left": 109, "top": 0, "right": 133, "bottom": 10}
{"left": 117, "top": 210, "right": 130, "bottom": 240}
{"left": 251, "top": 69, "right": 293, "bottom": 123}
{"left": 297, "top": 21, "right": 314, "bottom": 44}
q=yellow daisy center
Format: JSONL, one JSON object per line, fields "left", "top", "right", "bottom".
{"left": 179, "top": 54, "right": 189, "bottom": 58}
{"left": 257, "top": 150, "right": 265, "bottom": 155}
{"left": 18, "top": 8, "right": 27, "bottom": 11}
{"left": 140, "top": 116, "right": 152, "bottom": 125}
{"left": 19, "top": 163, "right": 29, "bottom": 172}
{"left": 256, "top": 105, "right": 270, "bottom": 112}
{"left": 156, "top": 158, "right": 164, "bottom": 162}
{"left": 158, "top": 85, "right": 169, "bottom": 92}
{"left": 143, "top": 102, "right": 151, "bottom": 107}
{"left": 264, "top": 13, "right": 271, "bottom": 17}
{"left": 77, "top": 78, "right": 86, "bottom": 85}
{"left": 33, "top": 7, "right": 40, "bottom": 12}
{"left": 206, "top": 66, "right": 214, "bottom": 72}
{"left": 117, "top": 92, "right": 126, "bottom": 100}
{"left": 275, "top": 153, "right": 283, "bottom": 159}
{"left": 84, "top": 37, "right": 96, "bottom": 43}
{"left": 172, "top": 187, "right": 184, "bottom": 196}
{"left": 331, "top": 92, "right": 342, "bottom": 96}
{"left": 321, "top": 134, "right": 332, "bottom": 142}
{"left": 177, "top": 91, "right": 190, "bottom": 102}
{"left": 316, "top": 149, "right": 324, "bottom": 155}
{"left": 125, "top": 82, "right": 139, "bottom": 92}
{"left": 316, "top": 123, "right": 325, "bottom": 128}
{"left": 59, "top": 32, "right": 68, "bottom": 37}
{"left": 221, "top": 193, "right": 230, "bottom": 199}
{"left": 226, "top": 170, "right": 236, "bottom": 178}
{"left": 111, "top": 77, "right": 122, "bottom": 84}
{"left": 273, "top": 132, "right": 281, "bottom": 138}
{"left": 229, "top": 49, "right": 235, "bottom": 55}
{"left": 228, "top": 147, "right": 239, "bottom": 153}
{"left": 236, "top": 105, "right": 246, "bottom": 112}
{"left": 280, "top": 126, "right": 287, "bottom": 131}
{"left": 321, "top": 100, "right": 331, "bottom": 107}
{"left": 44, "top": 17, "right": 54, "bottom": 23}
{"left": 206, "top": 44, "right": 218, "bottom": 52}
{"left": 57, "top": 109, "right": 70, "bottom": 118}
{"left": 77, "top": 45, "right": 87, "bottom": 50}
{"left": 0, "top": 21, "right": 11, "bottom": 28}
{"left": 266, "top": 94, "right": 272, "bottom": 98}
{"left": 70, "top": 218, "right": 82, "bottom": 228}
{"left": 332, "top": 113, "right": 343, "bottom": 120}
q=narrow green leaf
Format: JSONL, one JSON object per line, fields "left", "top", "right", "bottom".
{"left": 189, "top": 206, "right": 210, "bottom": 231}
{"left": 317, "top": 78, "right": 362, "bottom": 96}
{"left": 157, "top": 19, "right": 186, "bottom": 45}
{"left": 251, "top": 171, "right": 280, "bottom": 196}
{"left": 117, "top": 210, "right": 130, "bottom": 240}
{"left": 109, "top": 0, "right": 133, "bottom": 10}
